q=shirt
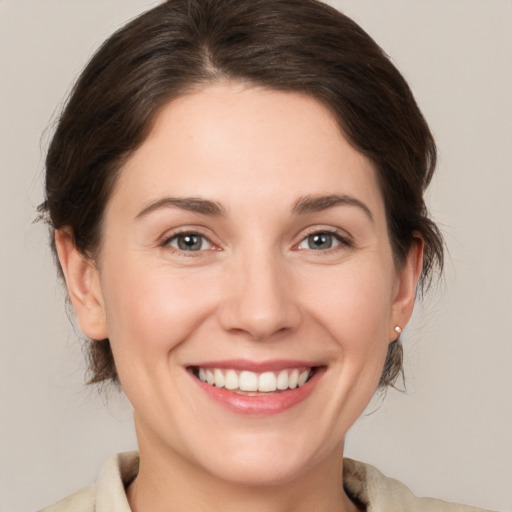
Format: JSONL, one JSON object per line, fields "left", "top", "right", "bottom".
{"left": 40, "top": 451, "right": 494, "bottom": 512}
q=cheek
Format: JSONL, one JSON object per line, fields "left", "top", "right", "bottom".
{"left": 302, "top": 258, "right": 395, "bottom": 351}
{"left": 324, "top": 263, "right": 395, "bottom": 392}
{"left": 101, "top": 262, "right": 220, "bottom": 358}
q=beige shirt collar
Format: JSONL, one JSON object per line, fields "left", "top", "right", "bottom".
{"left": 43, "top": 451, "right": 492, "bottom": 512}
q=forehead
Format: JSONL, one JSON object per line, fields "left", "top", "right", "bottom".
{"left": 110, "top": 82, "right": 384, "bottom": 219}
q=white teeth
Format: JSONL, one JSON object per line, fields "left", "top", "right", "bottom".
{"left": 224, "top": 370, "right": 238, "bottom": 390}
{"left": 239, "top": 371, "right": 258, "bottom": 391}
{"left": 213, "top": 368, "right": 225, "bottom": 388}
{"left": 206, "top": 370, "right": 215, "bottom": 385}
{"left": 297, "top": 370, "right": 309, "bottom": 387}
{"left": 276, "top": 370, "right": 289, "bottom": 390}
{"left": 196, "top": 367, "right": 312, "bottom": 392}
{"left": 258, "top": 372, "right": 277, "bottom": 392}
{"left": 288, "top": 369, "right": 299, "bottom": 389}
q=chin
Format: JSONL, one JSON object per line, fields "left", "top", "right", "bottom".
{"left": 207, "top": 454, "right": 311, "bottom": 487}
{"left": 193, "top": 430, "right": 330, "bottom": 488}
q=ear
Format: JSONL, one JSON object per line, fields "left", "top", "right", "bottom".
{"left": 389, "top": 235, "right": 424, "bottom": 341}
{"left": 55, "top": 229, "right": 108, "bottom": 341}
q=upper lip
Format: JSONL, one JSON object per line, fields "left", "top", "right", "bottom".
{"left": 187, "top": 359, "right": 322, "bottom": 372}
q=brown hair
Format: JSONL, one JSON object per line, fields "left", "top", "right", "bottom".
{"left": 40, "top": 0, "right": 443, "bottom": 388}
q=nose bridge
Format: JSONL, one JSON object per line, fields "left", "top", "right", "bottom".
{"left": 219, "top": 243, "right": 301, "bottom": 340}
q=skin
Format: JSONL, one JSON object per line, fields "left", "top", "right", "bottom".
{"left": 56, "top": 82, "right": 423, "bottom": 512}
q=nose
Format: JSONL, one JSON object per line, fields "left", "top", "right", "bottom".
{"left": 217, "top": 251, "right": 302, "bottom": 341}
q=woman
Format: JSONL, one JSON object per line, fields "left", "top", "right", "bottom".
{"left": 34, "top": 0, "right": 497, "bottom": 511}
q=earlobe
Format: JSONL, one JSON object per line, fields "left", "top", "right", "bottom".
{"left": 390, "top": 236, "right": 424, "bottom": 340}
{"left": 55, "top": 229, "right": 108, "bottom": 341}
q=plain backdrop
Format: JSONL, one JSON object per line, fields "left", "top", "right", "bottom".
{"left": 0, "top": 1, "right": 511, "bottom": 511}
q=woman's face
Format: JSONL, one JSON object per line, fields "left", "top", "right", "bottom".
{"left": 64, "top": 82, "right": 420, "bottom": 485}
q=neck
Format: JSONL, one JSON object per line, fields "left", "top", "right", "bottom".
{"left": 127, "top": 422, "right": 361, "bottom": 512}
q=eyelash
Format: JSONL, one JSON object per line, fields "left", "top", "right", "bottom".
{"left": 161, "top": 227, "right": 353, "bottom": 255}
{"left": 294, "top": 228, "right": 353, "bottom": 252}
{"left": 161, "top": 230, "right": 217, "bottom": 254}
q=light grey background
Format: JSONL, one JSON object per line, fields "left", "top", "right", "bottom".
{"left": 0, "top": 1, "right": 511, "bottom": 511}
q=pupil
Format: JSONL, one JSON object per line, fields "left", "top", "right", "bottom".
{"left": 178, "top": 234, "right": 202, "bottom": 251}
{"left": 309, "top": 233, "right": 332, "bottom": 250}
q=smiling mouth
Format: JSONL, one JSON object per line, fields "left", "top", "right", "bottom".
{"left": 190, "top": 367, "right": 318, "bottom": 394}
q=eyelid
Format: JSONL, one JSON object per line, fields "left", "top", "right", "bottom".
{"left": 160, "top": 227, "right": 220, "bottom": 253}
{"left": 293, "top": 226, "right": 353, "bottom": 250}
{"left": 158, "top": 225, "right": 353, "bottom": 254}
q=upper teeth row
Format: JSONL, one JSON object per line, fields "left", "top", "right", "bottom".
{"left": 197, "top": 368, "right": 311, "bottom": 392}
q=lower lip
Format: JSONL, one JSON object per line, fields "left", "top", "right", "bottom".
{"left": 190, "top": 368, "right": 324, "bottom": 415}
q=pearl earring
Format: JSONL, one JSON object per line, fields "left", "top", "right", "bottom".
{"left": 394, "top": 326, "right": 402, "bottom": 335}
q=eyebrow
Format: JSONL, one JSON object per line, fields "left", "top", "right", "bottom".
{"left": 135, "top": 197, "right": 226, "bottom": 219}
{"left": 135, "top": 194, "right": 373, "bottom": 222}
{"left": 292, "top": 194, "right": 374, "bottom": 222}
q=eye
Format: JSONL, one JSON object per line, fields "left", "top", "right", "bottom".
{"left": 166, "top": 232, "right": 213, "bottom": 252}
{"left": 296, "top": 231, "right": 345, "bottom": 251}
